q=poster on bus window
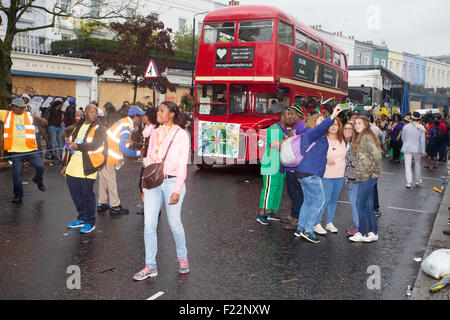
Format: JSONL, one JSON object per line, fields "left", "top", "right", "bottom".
{"left": 198, "top": 121, "right": 241, "bottom": 159}
{"left": 293, "top": 52, "right": 341, "bottom": 89}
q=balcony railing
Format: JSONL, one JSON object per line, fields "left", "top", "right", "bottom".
{"left": 12, "top": 33, "right": 53, "bottom": 55}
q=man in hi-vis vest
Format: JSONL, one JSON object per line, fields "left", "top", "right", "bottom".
{"left": 97, "top": 107, "right": 144, "bottom": 215}
{"left": 62, "top": 104, "right": 107, "bottom": 234}
{"left": 0, "top": 98, "right": 48, "bottom": 203}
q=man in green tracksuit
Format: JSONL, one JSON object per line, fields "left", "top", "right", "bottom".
{"left": 257, "top": 109, "right": 290, "bottom": 226}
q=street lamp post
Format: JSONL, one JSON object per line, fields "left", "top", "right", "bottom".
{"left": 191, "top": 11, "right": 210, "bottom": 89}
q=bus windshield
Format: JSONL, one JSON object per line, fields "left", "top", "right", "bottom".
{"left": 229, "top": 84, "right": 248, "bottom": 113}
{"left": 348, "top": 87, "right": 372, "bottom": 106}
{"left": 196, "top": 83, "right": 228, "bottom": 116}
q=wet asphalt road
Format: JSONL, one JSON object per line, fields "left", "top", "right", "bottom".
{"left": 0, "top": 157, "right": 446, "bottom": 300}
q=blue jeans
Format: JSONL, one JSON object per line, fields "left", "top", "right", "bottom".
{"left": 66, "top": 175, "right": 97, "bottom": 225}
{"left": 347, "top": 183, "right": 359, "bottom": 228}
{"left": 315, "top": 177, "right": 344, "bottom": 226}
{"left": 297, "top": 175, "right": 325, "bottom": 233}
{"left": 286, "top": 171, "right": 303, "bottom": 219}
{"left": 144, "top": 178, "right": 187, "bottom": 269}
{"left": 356, "top": 178, "right": 378, "bottom": 236}
{"left": 48, "top": 125, "right": 64, "bottom": 156}
{"left": 10, "top": 152, "right": 45, "bottom": 198}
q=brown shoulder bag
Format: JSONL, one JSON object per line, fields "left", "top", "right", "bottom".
{"left": 141, "top": 128, "right": 179, "bottom": 190}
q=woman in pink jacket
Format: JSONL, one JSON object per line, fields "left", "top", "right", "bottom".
{"left": 133, "top": 101, "right": 191, "bottom": 281}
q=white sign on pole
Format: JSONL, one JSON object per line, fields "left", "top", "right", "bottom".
{"left": 144, "top": 59, "right": 159, "bottom": 78}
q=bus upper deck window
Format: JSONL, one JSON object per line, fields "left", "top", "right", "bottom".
{"left": 295, "top": 30, "right": 307, "bottom": 51}
{"left": 203, "top": 22, "right": 235, "bottom": 43}
{"left": 277, "top": 21, "right": 293, "bottom": 46}
{"left": 340, "top": 54, "right": 347, "bottom": 69}
{"left": 333, "top": 51, "right": 340, "bottom": 67}
{"left": 324, "top": 45, "right": 332, "bottom": 63}
{"left": 238, "top": 20, "right": 273, "bottom": 42}
{"left": 308, "top": 38, "right": 319, "bottom": 57}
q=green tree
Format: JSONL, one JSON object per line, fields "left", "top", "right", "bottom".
{"left": 87, "top": 14, "right": 176, "bottom": 104}
{"left": 173, "top": 26, "right": 200, "bottom": 56}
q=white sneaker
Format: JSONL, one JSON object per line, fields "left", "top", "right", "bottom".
{"left": 364, "top": 232, "right": 379, "bottom": 242}
{"left": 314, "top": 224, "right": 327, "bottom": 235}
{"left": 326, "top": 222, "right": 338, "bottom": 233}
{"left": 415, "top": 180, "right": 422, "bottom": 186}
{"left": 406, "top": 184, "right": 412, "bottom": 189}
{"left": 349, "top": 232, "right": 367, "bottom": 242}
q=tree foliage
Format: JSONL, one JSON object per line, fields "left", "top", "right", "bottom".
{"left": 0, "top": 0, "right": 137, "bottom": 107}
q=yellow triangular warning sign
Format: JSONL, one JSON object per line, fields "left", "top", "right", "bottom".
{"left": 144, "top": 59, "right": 158, "bottom": 78}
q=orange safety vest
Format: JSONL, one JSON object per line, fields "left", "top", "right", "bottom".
{"left": 106, "top": 117, "right": 133, "bottom": 165}
{"left": 68, "top": 124, "right": 105, "bottom": 169}
{"left": 3, "top": 111, "right": 37, "bottom": 151}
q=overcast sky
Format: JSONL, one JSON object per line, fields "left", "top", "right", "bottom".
{"left": 237, "top": 0, "right": 449, "bottom": 57}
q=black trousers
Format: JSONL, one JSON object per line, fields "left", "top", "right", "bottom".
{"left": 391, "top": 140, "right": 402, "bottom": 160}
{"left": 286, "top": 171, "right": 304, "bottom": 219}
{"left": 66, "top": 175, "right": 96, "bottom": 225}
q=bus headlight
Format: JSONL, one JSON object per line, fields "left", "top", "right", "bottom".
{"left": 257, "top": 139, "right": 265, "bottom": 148}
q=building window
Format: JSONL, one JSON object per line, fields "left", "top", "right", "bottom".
{"left": 91, "top": 0, "right": 100, "bottom": 17}
{"left": 396, "top": 62, "right": 399, "bottom": 73}
{"left": 364, "top": 56, "right": 369, "bottom": 65}
{"left": 374, "top": 57, "right": 379, "bottom": 65}
{"left": 61, "top": 34, "right": 72, "bottom": 41}
{"left": 389, "top": 61, "right": 393, "bottom": 70}
{"left": 198, "top": 22, "right": 203, "bottom": 36}
{"left": 381, "top": 59, "right": 386, "bottom": 67}
{"left": 60, "top": 0, "right": 71, "bottom": 11}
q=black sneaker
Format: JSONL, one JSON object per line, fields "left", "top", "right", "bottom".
{"left": 109, "top": 205, "right": 129, "bottom": 215}
{"left": 12, "top": 196, "right": 22, "bottom": 204}
{"left": 136, "top": 208, "right": 144, "bottom": 215}
{"left": 256, "top": 214, "right": 269, "bottom": 226}
{"left": 266, "top": 212, "right": 281, "bottom": 221}
{"left": 443, "top": 229, "right": 450, "bottom": 236}
{"left": 97, "top": 203, "right": 109, "bottom": 213}
{"left": 37, "top": 182, "right": 46, "bottom": 192}
{"left": 375, "top": 210, "right": 381, "bottom": 218}
{"left": 300, "top": 231, "right": 321, "bottom": 244}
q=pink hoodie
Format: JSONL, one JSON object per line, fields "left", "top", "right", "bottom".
{"left": 144, "top": 125, "right": 190, "bottom": 194}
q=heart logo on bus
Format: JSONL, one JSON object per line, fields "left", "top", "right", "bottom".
{"left": 216, "top": 48, "right": 227, "bottom": 60}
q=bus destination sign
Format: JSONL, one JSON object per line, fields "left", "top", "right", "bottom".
{"left": 215, "top": 46, "right": 255, "bottom": 69}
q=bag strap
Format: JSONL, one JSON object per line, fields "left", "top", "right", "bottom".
{"left": 161, "top": 127, "right": 180, "bottom": 162}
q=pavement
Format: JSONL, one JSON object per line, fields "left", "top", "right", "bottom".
{"left": 411, "top": 162, "right": 450, "bottom": 300}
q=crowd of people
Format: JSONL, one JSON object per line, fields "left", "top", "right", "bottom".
{"left": 257, "top": 102, "right": 450, "bottom": 244}
{"left": 1, "top": 96, "right": 193, "bottom": 280}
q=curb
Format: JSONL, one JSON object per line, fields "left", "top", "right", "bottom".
{"left": 411, "top": 170, "right": 450, "bottom": 300}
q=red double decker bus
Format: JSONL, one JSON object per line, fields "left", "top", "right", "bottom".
{"left": 193, "top": 5, "right": 348, "bottom": 168}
